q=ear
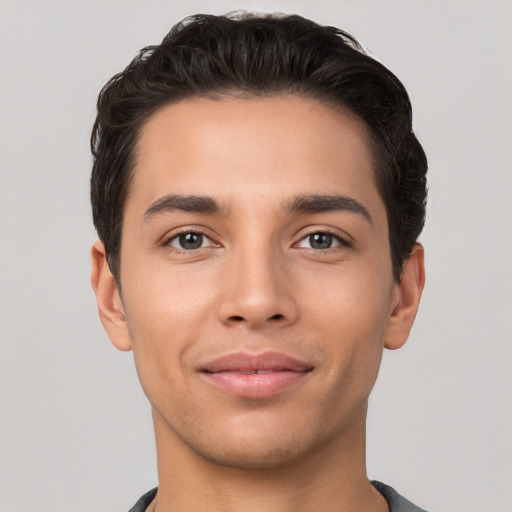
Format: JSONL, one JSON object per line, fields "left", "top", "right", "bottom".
{"left": 91, "top": 240, "right": 132, "bottom": 351}
{"left": 384, "top": 243, "right": 425, "bottom": 350}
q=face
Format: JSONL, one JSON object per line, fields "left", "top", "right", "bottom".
{"left": 93, "top": 95, "right": 423, "bottom": 469}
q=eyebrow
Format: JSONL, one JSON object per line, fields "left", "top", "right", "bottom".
{"left": 143, "top": 193, "right": 372, "bottom": 224}
{"left": 285, "top": 194, "right": 372, "bottom": 224}
{"left": 144, "top": 195, "right": 228, "bottom": 220}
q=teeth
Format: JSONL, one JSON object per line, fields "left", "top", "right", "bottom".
{"left": 256, "top": 370, "right": 274, "bottom": 374}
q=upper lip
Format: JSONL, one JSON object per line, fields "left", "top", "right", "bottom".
{"left": 200, "top": 351, "right": 313, "bottom": 373}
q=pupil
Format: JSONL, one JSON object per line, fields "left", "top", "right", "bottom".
{"left": 179, "top": 233, "right": 203, "bottom": 249}
{"left": 310, "top": 233, "right": 332, "bottom": 249}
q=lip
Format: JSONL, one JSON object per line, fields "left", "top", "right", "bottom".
{"left": 199, "top": 351, "right": 313, "bottom": 399}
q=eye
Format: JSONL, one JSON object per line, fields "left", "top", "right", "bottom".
{"left": 297, "top": 232, "right": 345, "bottom": 250}
{"left": 167, "top": 232, "right": 213, "bottom": 250}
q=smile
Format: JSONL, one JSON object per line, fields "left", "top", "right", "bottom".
{"left": 199, "top": 351, "right": 313, "bottom": 399}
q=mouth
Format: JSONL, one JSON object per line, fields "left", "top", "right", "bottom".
{"left": 199, "top": 351, "right": 313, "bottom": 399}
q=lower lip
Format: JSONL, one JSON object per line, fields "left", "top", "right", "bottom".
{"left": 201, "top": 370, "right": 310, "bottom": 399}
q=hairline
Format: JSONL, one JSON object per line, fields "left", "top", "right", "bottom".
{"left": 112, "top": 91, "right": 393, "bottom": 286}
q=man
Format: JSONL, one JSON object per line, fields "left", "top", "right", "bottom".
{"left": 90, "top": 12, "right": 427, "bottom": 512}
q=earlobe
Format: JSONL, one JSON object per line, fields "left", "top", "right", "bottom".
{"left": 91, "top": 240, "right": 133, "bottom": 351}
{"left": 384, "top": 243, "right": 425, "bottom": 350}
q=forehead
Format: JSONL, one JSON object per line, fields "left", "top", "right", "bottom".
{"left": 128, "top": 95, "right": 383, "bottom": 220}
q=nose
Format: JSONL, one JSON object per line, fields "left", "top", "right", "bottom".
{"left": 217, "top": 246, "right": 299, "bottom": 330}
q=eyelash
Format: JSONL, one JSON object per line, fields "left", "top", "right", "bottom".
{"left": 163, "top": 228, "right": 350, "bottom": 253}
{"left": 164, "top": 230, "right": 218, "bottom": 252}
{"left": 295, "top": 229, "right": 351, "bottom": 251}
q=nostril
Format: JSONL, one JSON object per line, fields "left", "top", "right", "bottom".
{"left": 228, "top": 314, "right": 284, "bottom": 323}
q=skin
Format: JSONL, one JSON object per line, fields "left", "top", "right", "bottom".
{"left": 92, "top": 95, "right": 424, "bottom": 512}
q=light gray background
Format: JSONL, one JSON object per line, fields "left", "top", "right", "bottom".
{"left": 1, "top": 1, "right": 511, "bottom": 511}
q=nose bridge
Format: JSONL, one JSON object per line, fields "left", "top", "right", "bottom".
{"left": 218, "top": 232, "right": 297, "bottom": 328}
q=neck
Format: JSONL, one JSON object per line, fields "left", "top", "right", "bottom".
{"left": 149, "top": 405, "right": 388, "bottom": 512}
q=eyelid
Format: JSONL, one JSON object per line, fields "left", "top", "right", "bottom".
{"left": 163, "top": 227, "right": 220, "bottom": 251}
{"left": 160, "top": 226, "right": 352, "bottom": 252}
{"left": 294, "top": 227, "right": 352, "bottom": 249}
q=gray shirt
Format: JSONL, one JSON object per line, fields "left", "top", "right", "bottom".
{"left": 372, "top": 481, "right": 428, "bottom": 511}
{"left": 128, "top": 481, "right": 428, "bottom": 511}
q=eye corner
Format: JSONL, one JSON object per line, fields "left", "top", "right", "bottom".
{"left": 164, "top": 229, "right": 220, "bottom": 252}
{"left": 295, "top": 230, "right": 351, "bottom": 251}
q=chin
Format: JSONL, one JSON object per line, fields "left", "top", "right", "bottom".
{"left": 187, "top": 435, "right": 308, "bottom": 470}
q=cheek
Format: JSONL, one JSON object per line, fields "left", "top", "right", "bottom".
{"left": 121, "top": 266, "right": 218, "bottom": 394}
{"left": 304, "top": 262, "right": 393, "bottom": 381}
{"left": 306, "top": 258, "right": 393, "bottom": 335}
{"left": 123, "top": 257, "right": 218, "bottom": 336}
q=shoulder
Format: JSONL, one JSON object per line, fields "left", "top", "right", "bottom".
{"left": 372, "top": 481, "right": 429, "bottom": 512}
{"left": 127, "top": 487, "right": 157, "bottom": 512}
{"left": 129, "top": 484, "right": 428, "bottom": 512}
